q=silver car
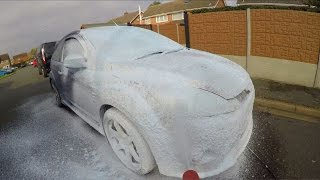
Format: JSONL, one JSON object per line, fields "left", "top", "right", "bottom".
{"left": 50, "top": 26, "right": 254, "bottom": 179}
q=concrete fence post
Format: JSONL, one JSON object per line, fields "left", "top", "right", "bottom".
{"left": 184, "top": 11, "right": 191, "bottom": 48}
{"left": 157, "top": 24, "right": 160, "bottom": 33}
{"left": 313, "top": 46, "right": 320, "bottom": 88}
{"left": 176, "top": 24, "right": 180, "bottom": 44}
{"left": 246, "top": 8, "right": 251, "bottom": 71}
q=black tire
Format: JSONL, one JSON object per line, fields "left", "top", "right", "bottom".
{"left": 43, "top": 68, "right": 48, "bottom": 77}
{"left": 103, "top": 108, "right": 155, "bottom": 174}
{"left": 51, "top": 82, "right": 63, "bottom": 107}
{"left": 38, "top": 66, "right": 42, "bottom": 75}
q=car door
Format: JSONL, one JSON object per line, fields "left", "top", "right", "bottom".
{"left": 72, "top": 38, "right": 100, "bottom": 125}
{"left": 61, "top": 37, "right": 91, "bottom": 115}
{"left": 61, "top": 36, "right": 101, "bottom": 126}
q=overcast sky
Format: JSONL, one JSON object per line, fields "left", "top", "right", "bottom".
{"left": 0, "top": 1, "right": 157, "bottom": 57}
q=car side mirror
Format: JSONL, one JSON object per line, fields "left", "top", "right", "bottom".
{"left": 64, "top": 54, "right": 86, "bottom": 69}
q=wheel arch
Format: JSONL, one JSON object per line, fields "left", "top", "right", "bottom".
{"left": 96, "top": 88, "right": 175, "bottom": 174}
{"left": 49, "top": 78, "right": 54, "bottom": 90}
{"left": 99, "top": 104, "right": 113, "bottom": 123}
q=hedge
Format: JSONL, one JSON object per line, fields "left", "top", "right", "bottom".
{"left": 192, "top": 5, "right": 320, "bottom": 14}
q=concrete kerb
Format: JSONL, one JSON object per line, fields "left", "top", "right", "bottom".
{"left": 254, "top": 98, "right": 320, "bottom": 124}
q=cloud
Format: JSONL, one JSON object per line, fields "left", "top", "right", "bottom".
{"left": 0, "top": 1, "right": 153, "bottom": 57}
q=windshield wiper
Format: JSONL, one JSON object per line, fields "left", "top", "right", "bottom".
{"left": 135, "top": 48, "right": 184, "bottom": 60}
{"left": 164, "top": 48, "right": 184, "bottom": 54}
{"left": 135, "top": 51, "right": 164, "bottom": 60}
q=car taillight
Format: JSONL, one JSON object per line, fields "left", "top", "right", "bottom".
{"left": 42, "top": 48, "right": 46, "bottom": 64}
{"left": 183, "top": 170, "right": 199, "bottom": 180}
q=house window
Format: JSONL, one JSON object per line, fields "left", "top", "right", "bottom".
{"left": 144, "top": 18, "right": 151, "bottom": 24}
{"left": 156, "top": 15, "right": 168, "bottom": 23}
{"left": 172, "top": 12, "right": 184, "bottom": 21}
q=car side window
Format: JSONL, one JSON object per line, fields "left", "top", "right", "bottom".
{"left": 62, "top": 38, "right": 85, "bottom": 63}
{"left": 51, "top": 40, "right": 64, "bottom": 62}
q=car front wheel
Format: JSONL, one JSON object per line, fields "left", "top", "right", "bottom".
{"left": 51, "top": 82, "right": 63, "bottom": 107}
{"left": 103, "top": 108, "right": 155, "bottom": 175}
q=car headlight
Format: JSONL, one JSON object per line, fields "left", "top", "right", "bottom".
{"left": 235, "top": 89, "right": 250, "bottom": 103}
{"left": 188, "top": 89, "right": 240, "bottom": 117}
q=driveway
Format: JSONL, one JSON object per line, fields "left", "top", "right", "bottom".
{"left": 0, "top": 66, "right": 319, "bottom": 179}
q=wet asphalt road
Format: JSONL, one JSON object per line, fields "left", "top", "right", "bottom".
{"left": 0, "top": 66, "right": 319, "bottom": 179}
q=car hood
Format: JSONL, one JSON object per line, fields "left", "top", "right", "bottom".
{"left": 134, "top": 49, "right": 251, "bottom": 99}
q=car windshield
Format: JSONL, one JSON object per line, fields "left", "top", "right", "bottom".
{"left": 81, "top": 26, "right": 183, "bottom": 61}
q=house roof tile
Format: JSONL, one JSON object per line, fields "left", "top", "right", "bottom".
{"left": 13, "top": 53, "right": 27, "bottom": 60}
{"left": 106, "top": 11, "right": 140, "bottom": 25}
{"left": 143, "top": 0, "right": 219, "bottom": 18}
{"left": 237, "top": 0, "right": 305, "bottom": 5}
{"left": 0, "top": 53, "right": 10, "bottom": 61}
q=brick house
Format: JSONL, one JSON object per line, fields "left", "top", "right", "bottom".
{"left": 12, "top": 53, "right": 28, "bottom": 66}
{"left": 142, "top": 0, "right": 225, "bottom": 25}
{"left": 0, "top": 53, "right": 11, "bottom": 69}
{"left": 106, "top": 11, "right": 142, "bottom": 25}
{"left": 82, "top": 11, "right": 143, "bottom": 29}
{"left": 236, "top": 0, "right": 307, "bottom": 6}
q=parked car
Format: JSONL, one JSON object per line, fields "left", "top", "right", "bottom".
{"left": 0, "top": 70, "right": 9, "bottom": 76}
{"left": 2, "top": 69, "right": 13, "bottom": 74}
{"left": 36, "top": 41, "right": 57, "bottom": 77}
{"left": 0, "top": 71, "right": 7, "bottom": 77}
{"left": 20, "top": 62, "right": 27, "bottom": 68}
{"left": 50, "top": 26, "right": 254, "bottom": 179}
{"left": 0, "top": 68, "right": 14, "bottom": 76}
{"left": 2, "top": 67, "right": 15, "bottom": 73}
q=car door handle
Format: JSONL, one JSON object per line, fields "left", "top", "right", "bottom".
{"left": 58, "top": 71, "right": 63, "bottom": 75}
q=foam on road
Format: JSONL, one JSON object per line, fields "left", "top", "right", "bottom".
{"left": 0, "top": 93, "right": 271, "bottom": 179}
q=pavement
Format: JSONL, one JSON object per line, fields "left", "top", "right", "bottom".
{"left": 0, "top": 66, "right": 319, "bottom": 179}
{"left": 0, "top": 66, "right": 50, "bottom": 128}
{"left": 253, "top": 78, "right": 320, "bottom": 123}
{"left": 253, "top": 78, "right": 320, "bottom": 109}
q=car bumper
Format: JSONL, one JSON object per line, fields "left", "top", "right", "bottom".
{"left": 195, "top": 113, "right": 253, "bottom": 178}
{"left": 194, "top": 91, "right": 254, "bottom": 178}
{"left": 158, "top": 86, "right": 254, "bottom": 178}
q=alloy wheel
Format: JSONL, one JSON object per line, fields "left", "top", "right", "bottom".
{"left": 107, "top": 118, "right": 141, "bottom": 170}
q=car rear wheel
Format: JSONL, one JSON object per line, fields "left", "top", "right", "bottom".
{"left": 103, "top": 108, "right": 155, "bottom": 175}
{"left": 42, "top": 68, "right": 48, "bottom": 77}
{"left": 38, "top": 66, "right": 42, "bottom": 75}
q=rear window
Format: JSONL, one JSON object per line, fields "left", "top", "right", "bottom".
{"left": 43, "top": 42, "right": 56, "bottom": 54}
